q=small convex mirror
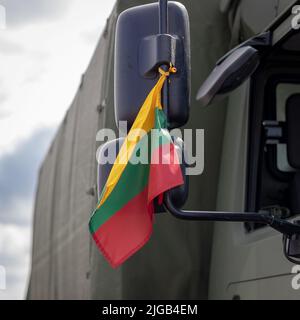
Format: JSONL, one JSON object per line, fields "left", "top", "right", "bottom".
{"left": 196, "top": 46, "right": 260, "bottom": 106}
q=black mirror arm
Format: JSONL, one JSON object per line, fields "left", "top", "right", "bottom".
{"left": 159, "top": 0, "right": 170, "bottom": 121}
{"left": 163, "top": 191, "right": 300, "bottom": 237}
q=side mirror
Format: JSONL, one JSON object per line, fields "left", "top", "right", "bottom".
{"left": 114, "top": 1, "right": 191, "bottom": 129}
{"left": 196, "top": 46, "right": 260, "bottom": 106}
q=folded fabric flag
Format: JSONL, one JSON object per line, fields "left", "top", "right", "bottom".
{"left": 89, "top": 66, "right": 184, "bottom": 268}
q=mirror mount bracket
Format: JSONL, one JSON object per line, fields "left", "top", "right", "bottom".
{"left": 242, "top": 31, "right": 272, "bottom": 49}
{"left": 163, "top": 191, "right": 300, "bottom": 238}
{"left": 217, "top": 31, "right": 272, "bottom": 65}
{"left": 139, "top": 34, "right": 180, "bottom": 78}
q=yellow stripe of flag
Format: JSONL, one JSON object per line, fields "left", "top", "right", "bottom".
{"left": 98, "top": 68, "right": 171, "bottom": 207}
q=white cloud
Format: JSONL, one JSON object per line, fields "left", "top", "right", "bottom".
{"left": 0, "top": 198, "right": 33, "bottom": 227}
{"left": 0, "top": 223, "right": 31, "bottom": 300}
{"left": 0, "top": 126, "right": 55, "bottom": 207}
{"left": 0, "top": 0, "right": 116, "bottom": 300}
{"left": 1, "top": 0, "right": 71, "bottom": 27}
{"left": 0, "top": 0, "right": 115, "bottom": 153}
{"left": 0, "top": 127, "right": 54, "bottom": 299}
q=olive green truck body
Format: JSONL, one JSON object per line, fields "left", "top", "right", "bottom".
{"left": 27, "top": 0, "right": 300, "bottom": 299}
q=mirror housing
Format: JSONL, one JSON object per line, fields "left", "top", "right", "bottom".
{"left": 196, "top": 46, "right": 260, "bottom": 106}
{"left": 114, "top": 1, "right": 191, "bottom": 129}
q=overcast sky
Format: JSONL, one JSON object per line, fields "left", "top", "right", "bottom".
{"left": 0, "top": 0, "right": 115, "bottom": 300}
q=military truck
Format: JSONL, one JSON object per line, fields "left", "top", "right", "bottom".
{"left": 27, "top": 0, "right": 300, "bottom": 300}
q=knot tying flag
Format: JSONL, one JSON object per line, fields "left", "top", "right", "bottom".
{"left": 89, "top": 64, "right": 183, "bottom": 268}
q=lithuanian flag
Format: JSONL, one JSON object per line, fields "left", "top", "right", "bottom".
{"left": 89, "top": 66, "right": 183, "bottom": 268}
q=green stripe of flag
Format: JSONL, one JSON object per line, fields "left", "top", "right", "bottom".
{"left": 90, "top": 135, "right": 150, "bottom": 233}
{"left": 89, "top": 108, "right": 172, "bottom": 233}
